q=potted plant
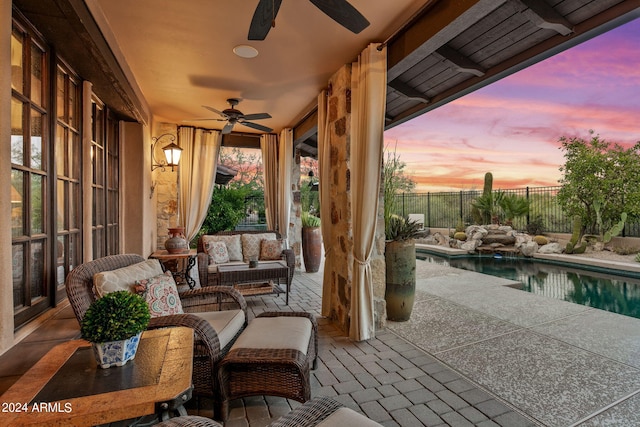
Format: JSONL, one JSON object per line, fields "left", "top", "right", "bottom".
{"left": 81, "top": 290, "right": 151, "bottom": 368}
{"left": 301, "top": 211, "right": 322, "bottom": 273}
{"left": 385, "top": 215, "right": 423, "bottom": 321}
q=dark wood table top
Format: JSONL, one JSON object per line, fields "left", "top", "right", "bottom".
{"left": 0, "top": 327, "right": 193, "bottom": 426}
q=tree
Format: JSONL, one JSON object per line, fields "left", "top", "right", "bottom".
{"left": 557, "top": 131, "right": 640, "bottom": 235}
{"left": 218, "top": 147, "right": 263, "bottom": 192}
{"left": 383, "top": 142, "right": 416, "bottom": 231}
{"left": 200, "top": 187, "right": 246, "bottom": 234}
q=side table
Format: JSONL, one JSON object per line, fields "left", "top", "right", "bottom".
{"left": 150, "top": 249, "right": 198, "bottom": 289}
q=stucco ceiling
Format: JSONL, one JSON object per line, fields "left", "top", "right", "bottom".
{"left": 91, "top": 0, "right": 429, "bottom": 133}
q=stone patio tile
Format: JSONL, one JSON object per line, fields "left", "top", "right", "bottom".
{"left": 333, "top": 379, "right": 364, "bottom": 394}
{"left": 379, "top": 394, "right": 413, "bottom": 412}
{"left": 408, "top": 404, "right": 445, "bottom": 426}
{"left": 441, "top": 410, "right": 475, "bottom": 427}
{"left": 360, "top": 400, "right": 394, "bottom": 423}
{"left": 350, "top": 387, "right": 383, "bottom": 404}
{"left": 388, "top": 407, "right": 422, "bottom": 427}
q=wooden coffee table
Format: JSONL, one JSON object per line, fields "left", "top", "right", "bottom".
{"left": 217, "top": 261, "right": 291, "bottom": 304}
{"left": 0, "top": 328, "right": 193, "bottom": 426}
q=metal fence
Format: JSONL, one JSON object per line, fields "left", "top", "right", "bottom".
{"left": 238, "top": 187, "right": 640, "bottom": 236}
{"left": 236, "top": 195, "right": 267, "bottom": 230}
{"left": 392, "top": 186, "right": 640, "bottom": 237}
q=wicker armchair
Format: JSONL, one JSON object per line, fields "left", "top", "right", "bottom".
{"left": 196, "top": 230, "right": 295, "bottom": 288}
{"left": 64, "top": 254, "right": 248, "bottom": 409}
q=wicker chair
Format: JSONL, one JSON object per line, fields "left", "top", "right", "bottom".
{"left": 268, "top": 396, "right": 382, "bottom": 427}
{"left": 64, "top": 254, "right": 248, "bottom": 415}
{"left": 196, "top": 230, "right": 295, "bottom": 288}
{"left": 154, "top": 415, "right": 222, "bottom": 426}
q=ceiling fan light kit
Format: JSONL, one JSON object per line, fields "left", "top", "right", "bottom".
{"left": 233, "top": 44, "right": 259, "bottom": 58}
{"left": 198, "top": 98, "right": 273, "bottom": 134}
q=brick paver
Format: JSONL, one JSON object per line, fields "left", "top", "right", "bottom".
{"left": 184, "top": 269, "right": 538, "bottom": 426}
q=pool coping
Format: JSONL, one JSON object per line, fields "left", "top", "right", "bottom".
{"left": 416, "top": 243, "right": 640, "bottom": 275}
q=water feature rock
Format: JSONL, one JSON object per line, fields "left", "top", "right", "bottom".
{"left": 460, "top": 239, "right": 481, "bottom": 253}
{"left": 538, "top": 242, "right": 563, "bottom": 254}
{"left": 521, "top": 241, "right": 538, "bottom": 257}
{"left": 482, "top": 233, "right": 516, "bottom": 245}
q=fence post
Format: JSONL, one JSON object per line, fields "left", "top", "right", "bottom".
{"left": 526, "top": 186, "right": 530, "bottom": 227}
{"left": 459, "top": 191, "right": 463, "bottom": 222}
{"left": 402, "top": 192, "right": 406, "bottom": 217}
{"left": 427, "top": 192, "right": 431, "bottom": 227}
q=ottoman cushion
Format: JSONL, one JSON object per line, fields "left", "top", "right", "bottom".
{"left": 230, "top": 316, "right": 312, "bottom": 354}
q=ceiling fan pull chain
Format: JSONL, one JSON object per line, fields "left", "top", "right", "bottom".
{"left": 271, "top": 0, "right": 276, "bottom": 27}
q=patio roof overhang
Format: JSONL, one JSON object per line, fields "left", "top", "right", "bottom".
{"left": 12, "top": 0, "right": 640, "bottom": 154}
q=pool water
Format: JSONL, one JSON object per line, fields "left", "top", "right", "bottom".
{"left": 417, "top": 252, "right": 640, "bottom": 319}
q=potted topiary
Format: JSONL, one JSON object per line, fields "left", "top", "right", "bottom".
{"left": 81, "top": 290, "right": 151, "bottom": 369}
{"left": 385, "top": 215, "right": 423, "bottom": 321}
{"left": 301, "top": 211, "right": 322, "bottom": 273}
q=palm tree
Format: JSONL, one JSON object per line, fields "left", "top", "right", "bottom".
{"left": 499, "top": 195, "right": 529, "bottom": 227}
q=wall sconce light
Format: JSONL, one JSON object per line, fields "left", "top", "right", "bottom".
{"left": 151, "top": 133, "right": 183, "bottom": 172}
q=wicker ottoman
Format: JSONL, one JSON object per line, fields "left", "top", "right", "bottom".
{"left": 217, "top": 311, "right": 318, "bottom": 420}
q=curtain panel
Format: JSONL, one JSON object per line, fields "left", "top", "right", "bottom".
{"left": 278, "top": 129, "right": 293, "bottom": 245}
{"left": 317, "top": 90, "right": 333, "bottom": 317}
{"left": 349, "top": 44, "right": 387, "bottom": 341}
{"left": 261, "top": 134, "right": 279, "bottom": 231}
{"left": 178, "top": 127, "right": 222, "bottom": 242}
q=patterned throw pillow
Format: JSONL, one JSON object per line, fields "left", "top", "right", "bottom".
{"left": 201, "top": 235, "right": 243, "bottom": 261}
{"left": 136, "top": 271, "right": 184, "bottom": 318}
{"left": 241, "top": 233, "right": 276, "bottom": 262}
{"left": 260, "top": 239, "right": 283, "bottom": 261}
{"left": 206, "top": 240, "right": 230, "bottom": 264}
{"left": 93, "top": 259, "right": 164, "bottom": 298}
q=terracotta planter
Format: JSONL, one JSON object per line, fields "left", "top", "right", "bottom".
{"left": 385, "top": 239, "right": 416, "bottom": 321}
{"left": 302, "top": 226, "right": 322, "bottom": 273}
{"left": 165, "top": 226, "right": 189, "bottom": 254}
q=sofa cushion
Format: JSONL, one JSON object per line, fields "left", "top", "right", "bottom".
{"left": 230, "top": 316, "right": 312, "bottom": 355}
{"left": 206, "top": 240, "right": 230, "bottom": 264}
{"left": 202, "top": 234, "right": 242, "bottom": 262}
{"left": 136, "top": 271, "right": 184, "bottom": 317}
{"left": 94, "top": 259, "right": 164, "bottom": 297}
{"left": 241, "top": 233, "right": 276, "bottom": 262}
{"left": 192, "top": 309, "right": 246, "bottom": 350}
{"left": 260, "top": 239, "right": 283, "bottom": 261}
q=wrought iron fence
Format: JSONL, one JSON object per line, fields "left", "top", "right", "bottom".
{"left": 392, "top": 186, "right": 640, "bottom": 237}
{"left": 236, "top": 195, "right": 267, "bottom": 230}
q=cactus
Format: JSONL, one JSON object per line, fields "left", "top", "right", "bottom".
{"left": 565, "top": 216, "right": 587, "bottom": 254}
{"left": 453, "top": 231, "right": 467, "bottom": 241}
{"left": 483, "top": 172, "right": 493, "bottom": 197}
{"left": 594, "top": 199, "right": 627, "bottom": 244}
{"left": 533, "top": 235, "right": 548, "bottom": 245}
{"left": 603, "top": 212, "right": 627, "bottom": 243}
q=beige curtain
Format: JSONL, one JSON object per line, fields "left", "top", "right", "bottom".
{"left": 317, "top": 90, "right": 333, "bottom": 317}
{"left": 278, "top": 129, "right": 293, "bottom": 246}
{"left": 349, "top": 44, "right": 387, "bottom": 341}
{"left": 178, "top": 127, "right": 222, "bottom": 242}
{"left": 261, "top": 134, "right": 279, "bottom": 231}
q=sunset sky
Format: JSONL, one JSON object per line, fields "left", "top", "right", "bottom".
{"left": 384, "top": 17, "right": 640, "bottom": 193}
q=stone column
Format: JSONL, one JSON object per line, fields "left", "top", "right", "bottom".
{"left": 322, "top": 64, "right": 387, "bottom": 335}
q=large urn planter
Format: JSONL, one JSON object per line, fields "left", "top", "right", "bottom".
{"left": 385, "top": 239, "right": 417, "bottom": 321}
{"left": 302, "top": 226, "right": 322, "bottom": 273}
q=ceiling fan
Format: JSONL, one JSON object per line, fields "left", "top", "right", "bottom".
{"left": 193, "top": 99, "right": 273, "bottom": 134}
{"left": 248, "top": 0, "right": 370, "bottom": 41}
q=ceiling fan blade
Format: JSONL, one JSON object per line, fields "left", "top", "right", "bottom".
{"left": 242, "top": 112, "right": 272, "bottom": 121}
{"left": 248, "top": 0, "right": 283, "bottom": 40}
{"left": 308, "top": 0, "right": 370, "bottom": 34}
{"left": 185, "top": 118, "right": 226, "bottom": 122}
{"left": 202, "top": 105, "right": 228, "bottom": 118}
{"left": 221, "top": 122, "right": 235, "bottom": 134}
{"left": 241, "top": 121, "right": 273, "bottom": 133}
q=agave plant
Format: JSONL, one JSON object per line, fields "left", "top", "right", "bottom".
{"left": 385, "top": 215, "right": 423, "bottom": 241}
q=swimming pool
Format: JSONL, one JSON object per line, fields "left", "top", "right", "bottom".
{"left": 416, "top": 250, "right": 640, "bottom": 319}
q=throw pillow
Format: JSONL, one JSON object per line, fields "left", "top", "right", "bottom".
{"left": 206, "top": 240, "right": 230, "bottom": 264}
{"left": 136, "top": 271, "right": 184, "bottom": 318}
{"left": 201, "top": 234, "right": 243, "bottom": 261}
{"left": 260, "top": 239, "right": 283, "bottom": 260}
{"left": 93, "top": 259, "right": 164, "bottom": 298}
{"left": 241, "top": 233, "right": 276, "bottom": 262}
